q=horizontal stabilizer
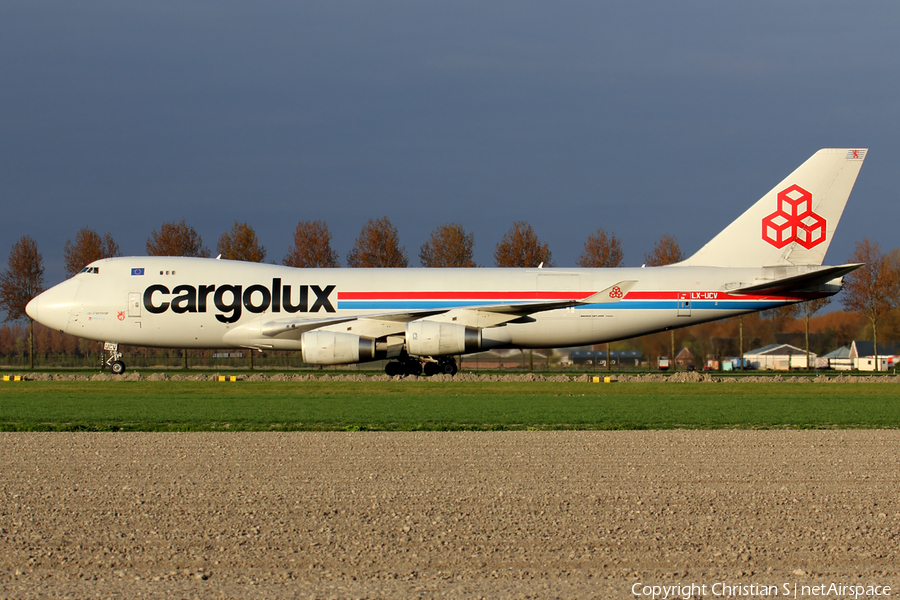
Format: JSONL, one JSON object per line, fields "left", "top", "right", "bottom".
{"left": 731, "top": 264, "right": 862, "bottom": 295}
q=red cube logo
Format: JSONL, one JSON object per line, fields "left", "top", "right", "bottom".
{"left": 762, "top": 185, "right": 826, "bottom": 249}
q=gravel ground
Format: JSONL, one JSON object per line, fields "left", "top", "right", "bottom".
{"left": 2, "top": 431, "right": 898, "bottom": 599}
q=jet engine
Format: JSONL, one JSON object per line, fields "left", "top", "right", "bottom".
{"left": 406, "top": 321, "right": 481, "bottom": 356}
{"left": 301, "top": 331, "right": 381, "bottom": 365}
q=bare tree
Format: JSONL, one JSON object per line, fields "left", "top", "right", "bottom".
{"left": 63, "top": 228, "right": 121, "bottom": 277}
{"left": 217, "top": 221, "right": 266, "bottom": 262}
{"left": 347, "top": 217, "right": 408, "bottom": 268}
{"left": 419, "top": 223, "right": 476, "bottom": 267}
{"left": 147, "top": 220, "right": 210, "bottom": 257}
{"left": 644, "top": 235, "right": 684, "bottom": 369}
{"left": 577, "top": 228, "right": 624, "bottom": 369}
{"left": 577, "top": 228, "right": 623, "bottom": 268}
{"left": 494, "top": 221, "right": 554, "bottom": 267}
{"left": 283, "top": 220, "right": 340, "bottom": 268}
{"left": 644, "top": 234, "right": 684, "bottom": 266}
{"left": 840, "top": 239, "right": 900, "bottom": 369}
{"left": 0, "top": 236, "right": 45, "bottom": 368}
{"left": 802, "top": 297, "right": 831, "bottom": 369}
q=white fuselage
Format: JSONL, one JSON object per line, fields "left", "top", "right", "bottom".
{"left": 27, "top": 256, "right": 827, "bottom": 356}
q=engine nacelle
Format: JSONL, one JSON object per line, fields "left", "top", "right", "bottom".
{"left": 301, "top": 331, "right": 380, "bottom": 365}
{"left": 406, "top": 321, "right": 481, "bottom": 356}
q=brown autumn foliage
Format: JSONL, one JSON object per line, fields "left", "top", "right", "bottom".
{"left": 216, "top": 221, "right": 267, "bottom": 262}
{"left": 283, "top": 220, "right": 340, "bottom": 268}
{"left": 494, "top": 221, "right": 554, "bottom": 268}
{"left": 146, "top": 220, "right": 210, "bottom": 257}
{"left": 0, "top": 236, "right": 45, "bottom": 322}
{"left": 346, "top": 217, "right": 408, "bottom": 268}
{"left": 0, "top": 321, "right": 136, "bottom": 361}
{"left": 643, "top": 234, "right": 684, "bottom": 266}
{"left": 639, "top": 328, "right": 694, "bottom": 365}
{"left": 0, "top": 236, "right": 45, "bottom": 369}
{"left": 63, "top": 228, "right": 121, "bottom": 277}
{"left": 770, "top": 303, "right": 801, "bottom": 330}
{"left": 799, "top": 297, "right": 832, "bottom": 363}
{"left": 809, "top": 309, "right": 864, "bottom": 334}
{"left": 577, "top": 228, "right": 623, "bottom": 268}
{"left": 419, "top": 223, "right": 476, "bottom": 268}
{"left": 642, "top": 303, "right": 871, "bottom": 370}
{"left": 840, "top": 238, "right": 900, "bottom": 357}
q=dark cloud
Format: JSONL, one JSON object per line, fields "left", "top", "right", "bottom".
{"left": 2, "top": 1, "right": 898, "bottom": 282}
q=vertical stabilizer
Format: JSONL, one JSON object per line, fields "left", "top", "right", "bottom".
{"left": 681, "top": 148, "right": 867, "bottom": 267}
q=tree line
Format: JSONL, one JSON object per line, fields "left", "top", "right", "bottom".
{"left": 2, "top": 217, "right": 899, "bottom": 369}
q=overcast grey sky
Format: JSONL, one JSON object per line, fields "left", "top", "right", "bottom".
{"left": 3, "top": 1, "right": 898, "bottom": 284}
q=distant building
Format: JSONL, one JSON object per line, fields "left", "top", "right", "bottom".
{"left": 822, "top": 346, "right": 852, "bottom": 371}
{"left": 675, "top": 347, "right": 694, "bottom": 368}
{"left": 849, "top": 341, "right": 900, "bottom": 372}
{"left": 744, "top": 343, "right": 816, "bottom": 370}
{"left": 569, "top": 350, "right": 642, "bottom": 367}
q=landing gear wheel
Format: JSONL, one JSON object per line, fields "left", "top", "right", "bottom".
{"left": 103, "top": 342, "right": 126, "bottom": 375}
{"left": 423, "top": 362, "right": 439, "bottom": 377}
{"left": 404, "top": 361, "right": 422, "bottom": 376}
{"left": 385, "top": 358, "right": 423, "bottom": 377}
{"left": 438, "top": 359, "right": 458, "bottom": 376}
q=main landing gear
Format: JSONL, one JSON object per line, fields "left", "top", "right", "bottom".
{"left": 384, "top": 354, "right": 422, "bottom": 377}
{"left": 103, "top": 342, "right": 127, "bottom": 375}
{"left": 384, "top": 355, "right": 458, "bottom": 377}
{"left": 423, "top": 357, "right": 458, "bottom": 376}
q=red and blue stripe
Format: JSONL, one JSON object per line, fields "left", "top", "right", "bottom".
{"left": 336, "top": 290, "right": 809, "bottom": 311}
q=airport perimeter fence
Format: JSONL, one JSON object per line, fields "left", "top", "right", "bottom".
{"left": 0, "top": 349, "right": 656, "bottom": 374}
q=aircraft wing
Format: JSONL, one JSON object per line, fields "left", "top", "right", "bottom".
{"left": 466, "top": 281, "right": 639, "bottom": 314}
{"left": 262, "top": 280, "right": 638, "bottom": 338}
{"left": 260, "top": 316, "right": 360, "bottom": 338}
{"left": 730, "top": 264, "right": 862, "bottom": 295}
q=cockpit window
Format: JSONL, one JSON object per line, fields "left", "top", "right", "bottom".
{"left": 78, "top": 267, "right": 100, "bottom": 274}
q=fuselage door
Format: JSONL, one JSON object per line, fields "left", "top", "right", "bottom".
{"left": 677, "top": 293, "right": 691, "bottom": 317}
{"left": 128, "top": 292, "right": 141, "bottom": 318}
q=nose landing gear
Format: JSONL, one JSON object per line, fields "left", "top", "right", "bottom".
{"left": 103, "top": 342, "right": 127, "bottom": 375}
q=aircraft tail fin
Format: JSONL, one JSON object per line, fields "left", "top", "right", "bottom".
{"left": 680, "top": 148, "right": 867, "bottom": 268}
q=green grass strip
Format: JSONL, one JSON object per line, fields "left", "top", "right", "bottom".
{"left": 1, "top": 380, "right": 898, "bottom": 431}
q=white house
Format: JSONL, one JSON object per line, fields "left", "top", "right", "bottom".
{"left": 744, "top": 343, "right": 816, "bottom": 370}
{"left": 849, "top": 341, "right": 900, "bottom": 372}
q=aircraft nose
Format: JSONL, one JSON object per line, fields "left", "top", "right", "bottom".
{"left": 25, "top": 296, "right": 39, "bottom": 320}
{"left": 25, "top": 279, "right": 79, "bottom": 331}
